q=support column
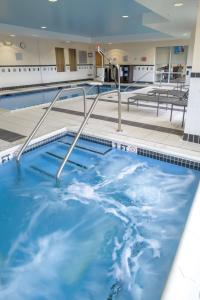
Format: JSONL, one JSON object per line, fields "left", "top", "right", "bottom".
{"left": 184, "top": 0, "right": 200, "bottom": 143}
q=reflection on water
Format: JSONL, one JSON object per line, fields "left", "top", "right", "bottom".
{"left": 0, "top": 146, "right": 199, "bottom": 300}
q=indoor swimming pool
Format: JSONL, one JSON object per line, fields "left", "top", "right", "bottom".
{"left": 0, "top": 84, "right": 139, "bottom": 111}
{"left": 0, "top": 134, "right": 199, "bottom": 300}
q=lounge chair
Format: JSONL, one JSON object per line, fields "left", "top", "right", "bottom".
{"left": 148, "top": 88, "right": 189, "bottom": 99}
{"left": 127, "top": 93, "right": 187, "bottom": 127}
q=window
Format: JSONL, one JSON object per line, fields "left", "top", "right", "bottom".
{"left": 69, "top": 48, "right": 77, "bottom": 71}
{"left": 155, "top": 46, "right": 188, "bottom": 83}
{"left": 79, "top": 50, "right": 87, "bottom": 64}
{"left": 55, "top": 47, "right": 65, "bottom": 72}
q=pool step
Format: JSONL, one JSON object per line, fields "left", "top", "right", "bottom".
{"left": 27, "top": 134, "right": 112, "bottom": 179}
{"left": 58, "top": 140, "right": 111, "bottom": 156}
{"left": 51, "top": 143, "right": 100, "bottom": 168}
{"left": 58, "top": 135, "right": 112, "bottom": 156}
{"left": 45, "top": 151, "right": 88, "bottom": 169}
{"left": 29, "top": 152, "right": 74, "bottom": 179}
{"left": 30, "top": 165, "right": 55, "bottom": 178}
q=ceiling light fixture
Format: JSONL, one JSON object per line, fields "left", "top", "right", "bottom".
{"left": 41, "top": 26, "right": 47, "bottom": 29}
{"left": 9, "top": 34, "right": 16, "bottom": 37}
{"left": 122, "top": 15, "right": 129, "bottom": 18}
{"left": 174, "top": 2, "right": 183, "bottom": 7}
{"left": 65, "top": 41, "right": 71, "bottom": 43}
{"left": 48, "top": 0, "right": 58, "bottom": 2}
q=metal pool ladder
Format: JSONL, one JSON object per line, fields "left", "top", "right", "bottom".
{"left": 16, "top": 86, "right": 121, "bottom": 180}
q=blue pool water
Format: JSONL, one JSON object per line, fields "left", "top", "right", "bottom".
{"left": 0, "top": 134, "right": 199, "bottom": 300}
{"left": 0, "top": 84, "right": 138, "bottom": 110}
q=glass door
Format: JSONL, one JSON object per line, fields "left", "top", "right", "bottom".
{"left": 155, "top": 46, "right": 188, "bottom": 84}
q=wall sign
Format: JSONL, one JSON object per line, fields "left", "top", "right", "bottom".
{"left": 15, "top": 53, "right": 23, "bottom": 61}
{"left": 141, "top": 56, "right": 147, "bottom": 62}
{"left": 123, "top": 55, "right": 128, "bottom": 62}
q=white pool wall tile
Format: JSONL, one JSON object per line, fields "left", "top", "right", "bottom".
{"left": 162, "top": 183, "right": 200, "bottom": 300}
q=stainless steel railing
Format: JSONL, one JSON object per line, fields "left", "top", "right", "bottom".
{"left": 16, "top": 85, "right": 121, "bottom": 179}
{"left": 16, "top": 87, "right": 87, "bottom": 162}
{"left": 96, "top": 46, "right": 122, "bottom": 132}
{"left": 56, "top": 89, "right": 120, "bottom": 179}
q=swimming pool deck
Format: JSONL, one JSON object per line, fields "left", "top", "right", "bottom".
{"left": 0, "top": 85, "right": 200, "bottom": 162}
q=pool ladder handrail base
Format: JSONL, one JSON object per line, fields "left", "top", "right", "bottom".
{"left": 16, "top": 87, "right": 87, "bottom": 162}
{"left": 16, "top": 87, "right": 121, "bottom": 180}
{"left": 56, "top": 89, "right": 120, "bottom": 179}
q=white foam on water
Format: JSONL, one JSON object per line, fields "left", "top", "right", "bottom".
{"left": 2, "top": 154, "right": 197, "bottom": 300}
{"left": 117, "top": 163, "right": 146, "bottom": 180}
{"left": 104, "top": 207, "right": 129, "bottom": 224}
{"left": 0, "top": 231, "right": 69, "bottom": 300}
{"left": 6, "top": 202, "right": 50, "bottom": 264}
{"left": 66, "top": 181, "right": 101, "bottom": 202}
{"left": 0, "top": 215, "right": 105, "bottom": 300}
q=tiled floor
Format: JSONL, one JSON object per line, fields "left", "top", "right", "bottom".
{"left": 0, "top": 85, "right": 200, "bottom": 162}
{"left": 0, "top": 128, "right": 25, "bottom": 142}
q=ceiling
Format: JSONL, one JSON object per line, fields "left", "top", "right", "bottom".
{"left": 0, "top": 0, "right": 198, "bottom": 43}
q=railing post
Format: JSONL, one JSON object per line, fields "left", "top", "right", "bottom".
{"left": 56, "top": 89, "right": 118, "bottom": 179}
{"left": 16, "top": 87, "right": 87, "bottom": 162}
{"left": 117, "top": 64, "right": 122, "bottom": 132}
{"left": 56, "top": 93, "right": 100, "bottom": 179}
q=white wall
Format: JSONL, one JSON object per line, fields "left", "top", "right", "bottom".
{"left": 0, "top": 34, "right": 95, "bottom": 88}
{"left": 184, "top": 3, "right": 200, "bottom": 136}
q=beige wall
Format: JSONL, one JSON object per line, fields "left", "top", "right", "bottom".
{"left": 0, "top": 34, "right": 94, "bottom": 66}
{"left": 102, "top": 39, "right": 194, "bottom": 66}
{"left": 0, "top": 33, "right": 194, "bottom": 67}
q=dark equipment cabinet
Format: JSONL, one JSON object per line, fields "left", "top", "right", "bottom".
{"left": 120, "top": 65, "right": 134, "bottom": 83}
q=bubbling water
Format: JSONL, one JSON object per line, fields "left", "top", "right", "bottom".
{"left": 0, "top": 150, "right": 198, "bottom": 300}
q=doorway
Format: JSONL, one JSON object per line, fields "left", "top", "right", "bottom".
{"left": 69, "top": 48, "right": 77, "bottom": 71}
{"left": 55, "top": 47, "right": 65, "bottom": 72}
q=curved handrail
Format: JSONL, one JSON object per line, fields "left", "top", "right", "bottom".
{"left": 16, "top": 87, "right": 87, "bottom": 162}
{"left": 96, "top": 47, "right": 122, "bottom": 131}
{"left": 56, "top": 89, "right": 120, "bottom": 179}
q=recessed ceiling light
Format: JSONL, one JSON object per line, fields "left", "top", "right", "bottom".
{"left": 122, "top": 15, "right": 129, "bottom": 18}
{"left": 9, "top": 34, "right": 16, "bottom": 37}
{"left": 41, "top": 26, "right": 47, "bottom": 29}
{"left": 48, "top": 0, "right": 58, "bottom": 2}
{"left": 174, "top": 2, "right": 183, "bottom": 7}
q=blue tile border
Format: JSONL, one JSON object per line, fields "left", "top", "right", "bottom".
{"left": 137, "top": 148, "right": 200, "bottom": 171}
{"left": 1, "top": 131, "right": 199, "bottom": 172}
{"left": 35, "top": 132, "right": 200, "bottom": 171}
{"left": 112, "top": 142, "right": 200, "bottom": 171}
{"left": 67, "top": 131, "right": 112, "bottom": 147}
{"left": 67, "top": 133, "right": 200, "bottom": 171}
{"left": 24, "top": 131, "right": 67, "bottom": 154}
